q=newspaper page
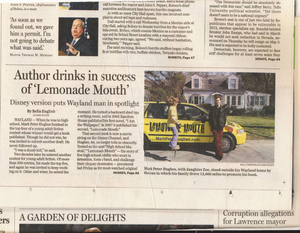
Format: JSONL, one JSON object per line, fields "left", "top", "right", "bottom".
{"left": 0, "top": 0, "right": 294, "bottom": 210}
{"left": 1, "top": 13, "right": 298, "bottom": 231}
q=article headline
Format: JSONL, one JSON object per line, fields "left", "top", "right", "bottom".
{"left": 19, "top": 213, "right": 126, "bottom": 222}
{"left": 14, "top": 69, "right": 136, "bottom": 95}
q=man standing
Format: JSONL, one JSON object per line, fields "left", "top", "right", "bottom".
{"left": 61, "top": 19, "right": 96, "bottom": 56}
{"left": 209, "top": 95, "right": 226, "bottom": 161}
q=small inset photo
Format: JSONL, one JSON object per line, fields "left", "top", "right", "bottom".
{"left": 59, "top": 2, "right": 99, "bottom": 10}
{"left": 59, "top": 17, "right": 98, "bottom": 56}
{"left": 144, "top": 72, "right": 275, "bottom": 163}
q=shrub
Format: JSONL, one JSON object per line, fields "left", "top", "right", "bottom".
{"left": 233, "top": 108, "right": 246, "bottom": 116}
{"left": 263, "top": 106, "right": 275, "bottom": 115}
{"left": 245, "top": 108, "right": 264, "bottom": 117}
{"left": 199, "top": 103, "right": 212, "bottom": 111}
{"left": 227, "top": 106, "right": 237, "bottom": 115}
{"left": 226, "top": 106, "right": 274, "bottom": 117}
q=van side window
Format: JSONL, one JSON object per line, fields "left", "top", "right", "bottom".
{"left": 178, "top": 104, "right": 208, "bottom": 121}
{"left": 146, "top": 104, "right": 168, "bottom": 119}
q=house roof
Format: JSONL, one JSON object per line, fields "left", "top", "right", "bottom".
{"left": 183, "top": 73, "right": 246, "bottom": 92}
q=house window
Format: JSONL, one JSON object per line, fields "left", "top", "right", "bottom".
{"left": 230, "top": 79, "right": 237, "bottom": 89}
{"left": 190, "top": 95, "right": 203, "bottom": 105}
{"left": 194, "top": 96, "right": 199, "bottom": 104}
{"left": 255, "top": 96, "right": 259, "bottom": 105}
{"left": 209, "top": 79, "right": 213, "bottom": 84}
{"left": 260, "top": 96, "right": 265, "bottom": 105}
{"left": 250, "top": 96, "right": 254, "bottom": 106}
{"left": 232, "top": 96, "right": 236, "bottom": 106}
{"left": 227, "top": 96, "right": 230, "bottom": 106}
{"left": 238, "top": 96, "right": 241, "bottom": 105}
{"left": 194, "top": 79, "right": 199, "bottom": 88}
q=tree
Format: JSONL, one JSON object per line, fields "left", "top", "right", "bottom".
{"left": 237, "top": 73, "right": 275, "bottom": 106}
{"left": 145, "top": 71, "right": 186, "bottom": 102}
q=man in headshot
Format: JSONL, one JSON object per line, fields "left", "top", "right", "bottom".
{"left": 209, "top": 95, "right": 227, "bottom": 161}
{"left": 61, "top": 19, "right": 96, "bottom": 56}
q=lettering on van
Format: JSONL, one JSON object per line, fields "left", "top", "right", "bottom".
{"left": 183, "top": 123, "right": 205, "bottom": 134}
{"left": 149, "top": 122, "right": 205, "bottom": 134}
{"left": 149, "top": 122, "right": 169, "bottom": 132}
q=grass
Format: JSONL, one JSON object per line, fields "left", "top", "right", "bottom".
{"left": 227, "top": 116, "right": 275, "bottom": 140}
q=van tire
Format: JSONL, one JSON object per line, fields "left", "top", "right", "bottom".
{"left": 222, "top": 134, "right": 235, "bottom": 153}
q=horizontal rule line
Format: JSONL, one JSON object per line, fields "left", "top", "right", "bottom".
{"left": 5, "top": 64, "right": 280, "bottom": 70}
{"left": 0, "top": 186, "right": 282, "bottom": 191}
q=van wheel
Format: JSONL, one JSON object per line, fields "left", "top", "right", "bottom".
{"left": 222, "top": 134, "right": 235, "bottom": 153}
{"left": 144, "top": 135, "right": 150, "bottom": 150}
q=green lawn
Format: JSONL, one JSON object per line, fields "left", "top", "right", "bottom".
{"left": 227, "top": 116, "right": 275, "bottom": 140}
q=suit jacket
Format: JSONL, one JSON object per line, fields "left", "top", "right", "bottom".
{"left": 61, "top": 36, "right": 97, "bottom": 56}
{"left": 209, "top": 105, "right": 227, "bottom": 131}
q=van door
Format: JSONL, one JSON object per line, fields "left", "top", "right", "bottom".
{"left": 177, "top": 104, "right": 213, "bottom": 143}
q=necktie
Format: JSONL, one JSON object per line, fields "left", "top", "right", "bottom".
{"left": 67, "top": 39, "right": 75, "bottom": 56}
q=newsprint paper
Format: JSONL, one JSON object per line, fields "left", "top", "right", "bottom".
{"left": 0, "top": 0, "right": 295, "bottom": 214}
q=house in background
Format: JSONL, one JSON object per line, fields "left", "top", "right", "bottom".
{"left": 183, "top": 73, "right": 271, "bottom": 109}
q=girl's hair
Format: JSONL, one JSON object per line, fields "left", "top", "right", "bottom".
{"left": 166, "top": 96, "right": 179, "bottom": 105}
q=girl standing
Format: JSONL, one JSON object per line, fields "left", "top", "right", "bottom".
{"left": 167, "top": 96, "right": 180, "bottom": 150}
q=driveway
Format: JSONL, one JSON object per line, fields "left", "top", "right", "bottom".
{"left": 144, "top": 140, "right": 274, "bottom": 163}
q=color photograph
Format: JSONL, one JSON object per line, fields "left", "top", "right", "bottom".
{"left": 144, "top": 72, "right": 275, "bottom": 163}
{"left": 59, "top": 18, "right": 98, "bottom": 56}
